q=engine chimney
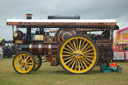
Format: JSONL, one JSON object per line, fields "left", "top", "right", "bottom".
{"left": 26, "top": 14, "right": 32, "bottom": 19}
{"left": 26, "top": 14, "right": 32, "bottom": 43}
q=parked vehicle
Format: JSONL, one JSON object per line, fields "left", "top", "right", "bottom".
{"left": 6, "top": 14, "right": 119, "bottom": 74}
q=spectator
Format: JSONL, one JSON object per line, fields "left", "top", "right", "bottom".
{"left": 3, "top": 45, "right": 7, "bottom": 58}
{"left": 7, "top": 46, "right": 12, "bottom": 58}
{"left": 0, "top": 45, "right": 3, "bottom": 59}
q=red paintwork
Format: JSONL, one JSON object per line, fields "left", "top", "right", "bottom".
{"left": 46, "top": 57, "right": 51, "bottom": 62}
{"left": 30, "top": 44, "right": 58, "bottom": 55}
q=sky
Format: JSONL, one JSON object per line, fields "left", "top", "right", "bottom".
{"left": 0, "top": 0, "right": 128, "bottom": 40}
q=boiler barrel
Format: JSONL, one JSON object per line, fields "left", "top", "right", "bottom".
{"left": 19, "top": 44, "right": 58, "bottom": 54}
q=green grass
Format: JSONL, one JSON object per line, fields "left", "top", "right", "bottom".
{"left": 0, "top": 59, "right": 128, "bottom": 85}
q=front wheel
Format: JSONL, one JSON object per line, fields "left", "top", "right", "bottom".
{"left": 58, "top": 35, "right": 99, "bottom": 74}
{"left": 13, "top": 51, "right": 36, "bottom": 74}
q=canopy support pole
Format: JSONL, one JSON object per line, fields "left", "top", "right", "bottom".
{"left": 12, "top": 25, "right": 14, "bottom": 40}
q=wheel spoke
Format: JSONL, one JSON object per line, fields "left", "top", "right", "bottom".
{"left": 26, "top": 65, "right": 30, "bottom": 69}
{"left": 64, "top": 47, "right": 73, "bottom": 52}
{"left": 73, "top": 40, "right": 77, "bottom": 51}
{"left": 76, "top": 39, "right": 79, "bottom": 50}
{"left": 19, "top": 56, "right": 23, "bottom": 60}
{"left": 75, "top": 59, "right": 78, "bottom": 70}
{"left": 83, "top": 55, "right": 94, "bottom": 59}
{"left": 63, "top": 51, "right": 73, "bottom": 55}
{"left": 82, "top": 58, "right": 90, "bottom": 66}
{"left": 78, "top": 39, "right": 82, "bottom": 50}
{"left": 82, "top": 45, "right": 92, "bottom": 52}
{"left": 65, "top": 58, "right": 74, "bottom": 64}
{"left": 71, "top": 60, "right": 76, "bottom": 69}
{"left": 17, "top": 63, "right": 22, "bottom": 68}
{"left": 17, "top": 58, "right": 22, "bottom": 62}
{"left": 21, "top": 55, "right": 24, "bottom": 60}
{"left": 85, "top": 53, "right": 94, "bottom": 55}
{"left": 81, "top": 43, "right": 88, "bottom": 51}
{"left": 84, "top": 57, "right": 93, "bottom": 62}
{"left": 63, "top": 56, "right": 74, "bottom": 61}
{"left": 27, "top": 58, "right": 32, "bottom": 62}
{"left": 23, "top": 55, "right": 26, "bottom": 60}
{"left": 69, "top": 41, "right": 75, "bottom": 51}
{"left": 25, "top": 56, "right": 29, "bottom": 61}
{"left": 20, "top": 66, "right": 23, "bottom": 70}
{"left": 25, "top": 65, "right": 29, "bottom": 70}
{"left": 67, "top": 45, "right": 75, "bottom": 51}
{"left": 82, "top": 59, "right": 88, "bottom": 68}
{"left": 27, "top": 62, "right": 33, "bottom": 65}
{"left": 79, "top": 58, "right": 84, "bottom": 70}
{"left": 62, "top": 55, "right": 72, "bottom": 57}
{"left": 16, "top": 61, "right": 22, "bottom": 64}
{"left": 68, "top": 58, "right": 76, "bottom": 67}
{"left": 78, "top": 59, "right": 81, "bottom": 71}
{"left": 81, "top": 40, "right": 86, "bottom": 50}
{"left": 83, "top": 49, "right": 94, "bottom": 53}
{"left": 17, "top": 64, "right": 22, "bottom": 69}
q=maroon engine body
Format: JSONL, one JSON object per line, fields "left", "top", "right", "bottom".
{"left": 19, "top": 44, "right": 58, "bottom": 55}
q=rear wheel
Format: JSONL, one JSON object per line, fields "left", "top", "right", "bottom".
{"left": 13, "top": 51, "right": 36, "bottom": 74}
{"left": 59, "top": 35, "right": 98, "bottom": 74}
{"left": 33, "top": 55, "right": 42, "bottom": 71}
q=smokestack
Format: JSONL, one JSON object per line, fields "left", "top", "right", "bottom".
{"left": 26, "top": 14, "right": 32, "bottom": 19}
{"left": 26, "top": 14, "right": 32, "bottom": 43}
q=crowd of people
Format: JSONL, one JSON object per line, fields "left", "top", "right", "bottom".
{"left": 0, "top": 45, "right": 13, "bottom": 58}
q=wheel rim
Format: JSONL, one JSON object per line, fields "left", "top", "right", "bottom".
{"left": 60, "top": 36, "right": 97, "bottom": 73}
{"left": 34, "top": 55, "right": 41, "bottom": 71}
{"left": 14, "top": 53, "right": 34, "bottom": 73}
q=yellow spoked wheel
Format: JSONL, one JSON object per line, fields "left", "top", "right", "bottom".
{"left": 59, "top": 35, "right": 98, "bottom": 74}
{"left": 13, "top": 51, "right": 36, "bottom": 74}
{"left": 33, "top": 55, "right": 42, "bottom": 71}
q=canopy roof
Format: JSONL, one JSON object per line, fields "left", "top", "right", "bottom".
{"left": 6, "top": 19, "right": 119, "bottom": 30}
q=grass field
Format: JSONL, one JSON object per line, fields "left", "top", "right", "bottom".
{"left": 0, "top": 59, "right": 128, "bottom": 85}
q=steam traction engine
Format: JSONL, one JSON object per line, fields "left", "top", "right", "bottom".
{"left": 6, "top": 14, "right": 119, "bottom": 74}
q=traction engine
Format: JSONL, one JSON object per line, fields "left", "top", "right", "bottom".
{"left": 7, "top": 14, "right": 119, "bottom": 74}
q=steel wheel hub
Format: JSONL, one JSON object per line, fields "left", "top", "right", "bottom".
{"left": 73, "top": 51, "right": 83, "bottom": 58}
{"left": 22, "top": 61, "right": 26, "bottom": 65}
